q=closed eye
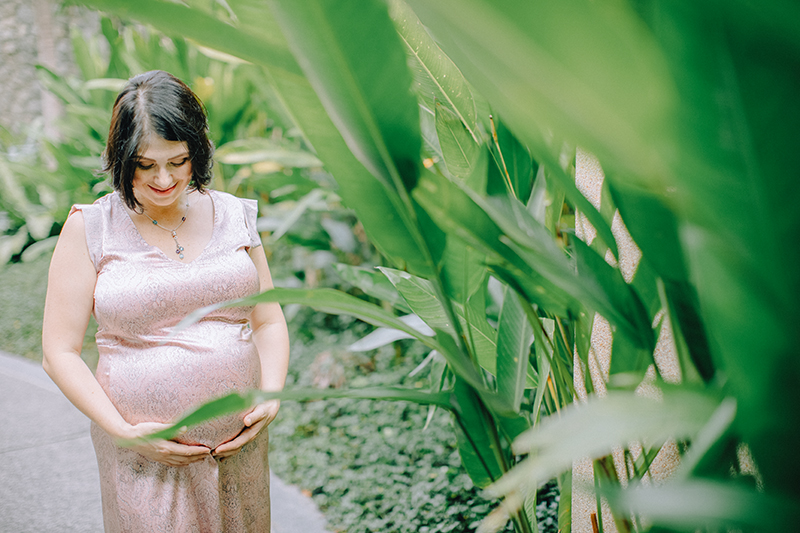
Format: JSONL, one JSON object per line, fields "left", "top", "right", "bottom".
{"left": 170, "top": 158, "right": 189, "bottom": 167}
{"left": 136, "top": 162, "right": 154, "bottom": 170}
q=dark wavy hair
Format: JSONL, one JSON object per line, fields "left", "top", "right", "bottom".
{"left": 102, "top": 70, "right": 214, "bottom": 210}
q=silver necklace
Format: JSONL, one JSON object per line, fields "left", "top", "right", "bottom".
{"left": 141, "top": 202, "right": 190, "bottom": 260}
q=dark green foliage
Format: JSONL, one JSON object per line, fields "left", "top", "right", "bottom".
{"left": 271, "top": 398, "right": 494, "bottom": 533}
{"left": 0, "top": 254, "right": 51, "bottom": 359}
{"left": 270, "top": 312, "right": 502, "bottom": 533}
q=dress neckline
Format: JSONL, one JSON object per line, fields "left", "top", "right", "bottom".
{"left": 117, "top": 189, "right": 218, "bottom": 266}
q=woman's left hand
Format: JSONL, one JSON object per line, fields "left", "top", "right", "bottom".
{"left": 212, "top": 399, "right": 280, "bottom": 459}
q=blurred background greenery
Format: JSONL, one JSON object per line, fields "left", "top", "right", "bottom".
{"left": 2, "top": 0, "right": 799, "bottom": 532}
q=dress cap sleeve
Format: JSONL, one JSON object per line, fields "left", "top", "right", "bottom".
{"left": 239, "top": 198, "right": 262, "bottom": 249}
{"left": 68, "top": 203, "right": 103, "bottom": 270}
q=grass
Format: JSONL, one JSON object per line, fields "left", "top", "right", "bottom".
{"left": 0, "top": 252, "right": 98, "bottom": 370}
{"left": 0, "top": 253, "right": 51, "bottom": 360}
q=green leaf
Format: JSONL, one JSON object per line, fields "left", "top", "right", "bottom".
{"left": 557, "top": 470, "right": 572, "bottom": 533}
{"left": 605, "top": 480, "right": 800, "bottom": 533}
{"left": 608, "top": 327, "right": 651, "bottom": 382}
{"left": 606, "top": 180, "right": 686, "bottom": 280}
{"left": 215, "top": 138, "right": 322, "bottom": 167}
{"left": 379, "top": 266, "right": 498, "bottom": 376}
{"left": 543, "top": 171, "right": 566, "bottom": 238}
{"left": 435, "top": 103, "right": 481, "bottom": 181}
{"left": 663, "top": 279, "right": 714, "bottom": 383}
{"left": 379, "top": 267, "right": 450, "bottom": 330}
{"left": 451, "top": 378, "right": 505, "bottom": 488}
{"left": 404, "top": 0, "right": 675, "bottom": 185}
{"left": 70, "top": 27, "right": 101, "bottom": 81}
{"left": 413, "top": 170, "right": 577, "bottom": 316}
{"left": 486, "top": 117, "right": 535, "bottom": 202}
{"left": 571, "top": 237, "right": 654, "bottom": 351}
{"left": 174, "top": 287, "right": 437, "bottom": 349}
{"left": 247, "top": 174, "right": 319, "bottom": 200}
{"left": 334, "top": 263, "right": 412, "bottom": 313}
{"left": 439, "top": 238, "right": 485, "bottom": 305}
{"left": 268, "top": 0, "right": 420, "bottom": 192}
{"left": 35, "top": 66, "right": 84, "bottom": 107}
{"left": 137, "top": 386, "right": 454, "bottom": 443}
{"left": 495, "top": 288, "right": 533, "bottom": 412}
{"left": 80, "top": 0, "right": 297, "bottom": 72}
{"left": 432, "top": 329, "right": 486, "bottom": 392}
{"left": 487, "top": 388, "right": 721, "bottom": 499}
{"left": 388, "top": 0, "right": 479, "bottom": 144}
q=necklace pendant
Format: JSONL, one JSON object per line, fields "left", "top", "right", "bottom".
{"left": 141, "top": 201, "right": 190, "bottom": 261}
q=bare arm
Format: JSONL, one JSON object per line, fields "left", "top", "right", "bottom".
{"left": 42, "top": 211, "right": 209, "bottom": 466}
{"left": 214, "top": 245, "right": 289, "bottom": 458}
{"left": 249, "top": 246, "right": 290, "bottom": 395}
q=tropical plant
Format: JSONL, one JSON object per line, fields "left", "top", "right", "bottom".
{"left": 74, "top": 0, "right": 800, "bottom": 532}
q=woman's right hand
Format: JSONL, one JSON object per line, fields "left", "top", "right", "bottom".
{"left": 119, "top": 422, "right": 211, "bottom": 467}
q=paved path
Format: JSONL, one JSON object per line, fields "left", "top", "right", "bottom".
{"left": 0, "top": 351, "right": 329, "bottom": 533}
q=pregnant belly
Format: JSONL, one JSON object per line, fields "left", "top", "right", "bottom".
{"left": 173, "top": 412, "right": 247, "bottom": 449}
{"left": 96, "top": 327, "right": 261, "bottom": 450}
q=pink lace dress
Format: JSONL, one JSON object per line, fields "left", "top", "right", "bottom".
{"left": 72, "top": 190, "right": 270, "bottom": 532}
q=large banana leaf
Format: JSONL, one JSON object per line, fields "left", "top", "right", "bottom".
{"left": 605, "top": 480, "right": 799, "bottom": 533}
{"left": 487, "top": 388, "right": 722, "bottom": 500}
{"left": 267, "top": 0, "right": 421, "bottom": 193}
{"left": 495, "top": 288, "right": 534, "bottom": 413}
{"left": 435, "top": 104, "right": 481, "bottom": 181}
{"left": 139, "top": 386, "right": 455, "bottom": 443}
{"left": 174, "top": 287, "right": 489, "bottom": 391}
{"left": 378, "top": 267, "right": 498, "bottom": 375}
{"left": 451, "top": 378, "right": 505, "bottom": 489}
{"left": 175, "top": 287, "right": 435, "bottom": 345}
{"left": 406, "top": 0, "right": 673, "bottom": 255}
{"left": 388, "top": 0, "right": 480, "bottom": 144}
{"left": 79, "top": 0, "right": 296, "bottom": 71}
{"left": 334, "top": 263, "right": 411, "bottom": 314}
{"left": 405, "top": 0, "right": 674, "bottom": 184}
{"left": 414, "top": 170, "right": 578, "bottom": 316}
{"left": 635, "top": 1, "right": 800, "bottom": 498}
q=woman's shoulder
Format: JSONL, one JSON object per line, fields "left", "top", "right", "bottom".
{"left": 205, "top": 189, "right": 260, "bottom": 247}
{"left": 206, "top": 188, "right": 251, "bottom": 204}
{"left": 206, "top": 189, "right": 257, "bottom": 214}
{"left": 71, "top": 191, "right": 118, "bottom": 213}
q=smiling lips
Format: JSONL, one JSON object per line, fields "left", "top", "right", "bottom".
{"left": 150, "top": 184, "right": 177, "bottom": 195}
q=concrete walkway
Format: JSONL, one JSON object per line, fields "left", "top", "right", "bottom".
{"left": 0, "top": 351, "right": 329, "bottom": 533}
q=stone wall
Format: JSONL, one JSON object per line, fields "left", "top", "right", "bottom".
{"left": 0, "top": 0, "right": 98, "bottom": 138}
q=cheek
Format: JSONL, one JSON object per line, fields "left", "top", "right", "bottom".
{"left": 132, "top": 166, "right": 149, "bottom": 183}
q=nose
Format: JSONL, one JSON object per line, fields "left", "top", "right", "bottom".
{"left": 154, "top": 166, "right": 172, "bottom": 188}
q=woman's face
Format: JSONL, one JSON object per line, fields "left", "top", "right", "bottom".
{"left": 132, "top": 135, "right": 193, "bottom": 210}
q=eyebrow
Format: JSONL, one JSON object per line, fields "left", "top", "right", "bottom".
{"left": 134, "top": 152, "right": 190, "bottom": 163}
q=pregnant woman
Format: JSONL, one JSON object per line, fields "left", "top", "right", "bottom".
{"left": 42, "top": 70, "right": 289, "bottom": 532}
